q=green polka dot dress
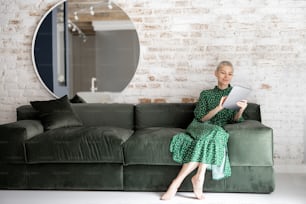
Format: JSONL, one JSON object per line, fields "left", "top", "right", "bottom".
{"left": 170, "top": 86, "right": 243, "bottom": 180}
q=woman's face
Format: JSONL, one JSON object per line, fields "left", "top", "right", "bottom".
{"left": 215, "top": 65, "right": 233, "bottom": 87}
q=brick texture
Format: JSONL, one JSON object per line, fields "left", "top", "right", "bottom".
{"left": 1, "top": 0, "right": 306, "bottom": 164}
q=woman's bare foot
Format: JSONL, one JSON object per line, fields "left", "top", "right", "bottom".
{"left": 160, "top": 180, "right": 180, "bottom": 200}
{"left": 191, "top": 176, "right": 205, "bottom": 200}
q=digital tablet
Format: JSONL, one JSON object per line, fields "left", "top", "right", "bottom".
{"left": 223, "top": 86, "right": 251, "bottom": 110}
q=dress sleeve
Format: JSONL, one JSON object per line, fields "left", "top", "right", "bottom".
{"left": 194, "top": 91, "right": 208, "bottom": 121}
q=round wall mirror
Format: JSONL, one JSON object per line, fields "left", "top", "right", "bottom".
{"left": 32, "top": 0, "right": 140, "bottom": 99}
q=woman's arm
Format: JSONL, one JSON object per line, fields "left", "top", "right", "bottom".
{"left": 233, "top": 100, "right": 248, "bottom": 121}
{"left": 200, "top": 96, "right": 227, "bottom": 122}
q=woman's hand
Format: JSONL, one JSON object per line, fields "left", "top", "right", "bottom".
{"left": 217, "top": 96, "right": 227, "bottom": 111}
{"left": 233, "top": 100, "right": 248, "bottom": 122}
{"left": 201, "top": 96, "right": 227, "bottom": 122}
{"left": 236, "top": 99, "right": 248, "bottom": 111}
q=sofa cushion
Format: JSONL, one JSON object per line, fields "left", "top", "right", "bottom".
{"left": 30, "top": 95, "right": 83, "bottom": 130}
{"left": 25, "top": 126, "right": 133, "bottom": 163}
{"left": 17, "top": 104, "right": 135, "bottom": 130}
{"left": 135, "top": 103, "right": 195, "bottom": 130}
{"left": 17, "top": 105, "right": 39, "bottom": 121}
{"left": 224, "top": 120, "right": 273, "bottom": 166}
{"left": 71, "top": 104, "right": 134, "bottom": 129}
{"left": 123, "top": 127, "right": 184, "bottom": 165}
{"left": 134, "top": 103, "right": 261, "bottom": 130}
{"left": 242, "top": 103, "right": 261, "bottom": 122}
{"left": 0, "top": 120, "right": 44, "bottom": 163}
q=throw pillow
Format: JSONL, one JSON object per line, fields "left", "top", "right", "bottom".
{"left": 30, "top": 95, "right": 83, "bottom": 130}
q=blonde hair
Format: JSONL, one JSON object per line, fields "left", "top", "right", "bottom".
{"left": 216, "top": 61, "right": 233, "bottom": 71}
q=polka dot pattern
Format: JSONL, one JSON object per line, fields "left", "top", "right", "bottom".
{"left": 194, "top": 86, "right": 237, "bottom": 126}
{"left": 170, "top": 86, "right": 240, "bottom": 180}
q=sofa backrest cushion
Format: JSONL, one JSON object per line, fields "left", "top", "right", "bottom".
{"left": 17, "top": 102, "right": 261, "bottom": 130}
{"left": 135, "top": 102, "right": 261, "bottom": 130}
{"left": 72, "top": 104, "right": 134, "bottom": 129}
{"left": 135, "top": 103, "right": 195, "bottom": 129}
{"left": 17, "top": 103, "right": 134, "bottom": 129}
{"left": 242, "top": 103, "right": 261, "bottom": 122}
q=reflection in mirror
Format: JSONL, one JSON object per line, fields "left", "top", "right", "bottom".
{"left": 32, "top": 0, "right": 140, "bottom": 99}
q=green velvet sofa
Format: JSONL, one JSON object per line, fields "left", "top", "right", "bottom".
{"left": 0, "top": 103, "right": 274, "bottom": 193}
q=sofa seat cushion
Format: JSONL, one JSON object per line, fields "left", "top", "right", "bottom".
{"left": 25, "top": 126, "right": 133, "bottom": 163}
{"left": 123, "top": 127, "right": 184, "bottom": 165}
{"left": 224, "top": 120, "right": 273, "bottom": 166}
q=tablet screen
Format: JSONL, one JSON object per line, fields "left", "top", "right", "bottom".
{"left": 223, "top": 86, "right": 251, "bottom": 110}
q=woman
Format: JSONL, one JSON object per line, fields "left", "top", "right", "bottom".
{"left": 161, "top": 61, "right": 248, "bottom": 200}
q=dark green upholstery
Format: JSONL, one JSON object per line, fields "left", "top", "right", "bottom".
{"left": 126, "top": 102, "right": 268, "bottom": 166}
{"left": 0, "top": 163, "right": 27, "bottom": 189}
{"left": 0, "top": 102, "right": 274, "bottom": 193}
{"left": 17, "top": 105, "right": 39, "bottom": 120}
{"left": 242, "top": 103, "right": 261, "bottom": 121}
{"left": 0, "top": 163, "right": 123, "bottom": 190}
{"left": 17, "top": 103, "right": 135, "bottom": 129}
{"left": 123, "top": 165, "right": 274, "bottom": 193}
{"left": 124, "top": 127, "right": 183, "bottom": 165}
{"left": 72, "top": 104, "right": 134, "bottom": 129}
{"left": 126, "top": 103, "right": 273, "bottom": 193}
{"left": 26, "top": 163, "right": 123, "bottom": 190}
{"left": 224, "top": 166, "right": 275, "bottom": 193}
{"left": 124, "top": 121, "right": 273, "bottom": 167}
{"left": 25, "top": 126, "right": 133, "bottom": 163}
{"left": 135, "top": 103, "right": 195, "bottom": 129}
{"left": 30, "top": 95, "right": 83, "bottom": 130}
{"left": 224, "top": 120, "right": 273, "bottom": 166}
{"left": 0, "top": 120, "right": 43, "bottom": 162}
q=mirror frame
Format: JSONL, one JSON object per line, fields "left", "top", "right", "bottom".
{"left": 32, "top": 0, "right": 66, "bottom": 98}
{"left": 32, "top": 0, "right": 140, "bottom": 99}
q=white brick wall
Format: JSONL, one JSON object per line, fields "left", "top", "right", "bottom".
{"left": 0, "top": 0, "right": 306, "bottom": 164}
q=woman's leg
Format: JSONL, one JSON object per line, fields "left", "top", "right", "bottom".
{"left": 161, "top": 162, "right": 199, "bottom": 200}
{"left": 191, "top": 163, "right": 206, "bottom": 199}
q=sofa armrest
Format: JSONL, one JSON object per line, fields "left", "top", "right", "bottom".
{"left": 0, "top": 120, "right": 44, "bottom": 162}
{"left": 223, "top": 120, "right": 273, "bottom": 166}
